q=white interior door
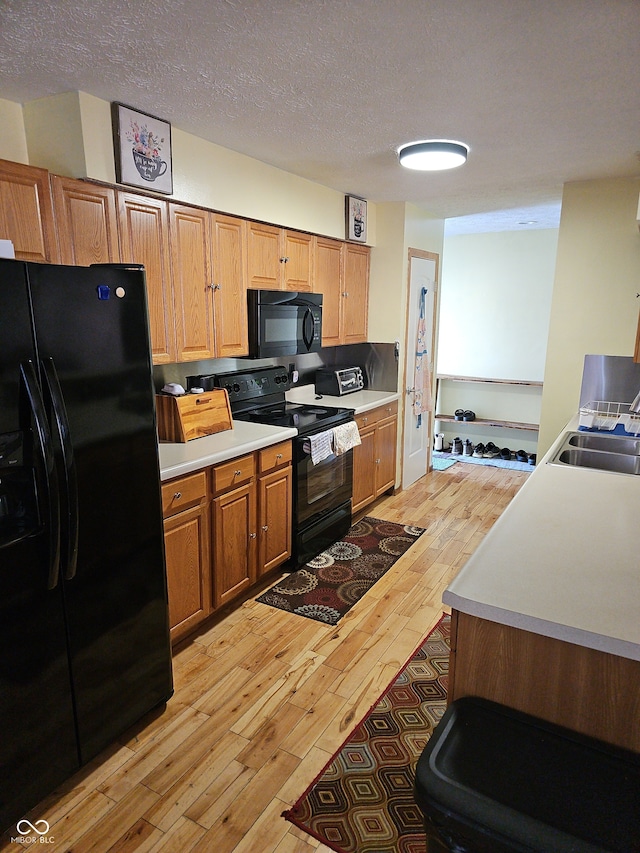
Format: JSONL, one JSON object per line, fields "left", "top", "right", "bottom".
{"left": 402, "top": 252, "right": 438, "bottom": 489}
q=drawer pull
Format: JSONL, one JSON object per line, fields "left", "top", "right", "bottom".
{"left": 276, "top": 453, "right": 282, "bottom": 460}
{"left": 195, "top": 397, "right": 212, "bottom": 405}
{"left": 173, "top": 491, "right": 182, "bottom": 499}
{"left": 234, "top": 469, "right": 242, "bottom": 477}
{"left": 362, "top": 417, "right": 368, "bottom": 424}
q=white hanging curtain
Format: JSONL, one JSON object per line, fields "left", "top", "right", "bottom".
{"left": 414, "top": 286, "right": 433, "bottom": 427}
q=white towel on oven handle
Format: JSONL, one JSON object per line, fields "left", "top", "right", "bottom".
{"left": 332, "top": 421, "right": 361, "bottom": 455}
{"left": 303, "top": 429, "right": 334, "bottom": 464}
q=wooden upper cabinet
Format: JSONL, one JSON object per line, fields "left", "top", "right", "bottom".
{"left": 315, "top": 236, "right": 344, "bottom": 346}
{"left": 246, "top": 221, "right": 281, "bottom": 290}
{"left": 343, "top": 243, "right": 370, "bottom": 344}
{"left": 282, "top": 230, "right": 312, "bottom": 291}
{"left": 169, "top": 204, "right": 215, "bottom": 362}
{"left": 117, "top": 191, "right": 176, "bottom": 364}
{"left": 246, "top": 221, "right": 313, "bottom": 291}
{"left": 52, "top": 176, "right": 120, "bottom": 266}
{"left": 211, "top": 214, "right": 249, "bottom": 357}
{"left": 0, "top": 159, "right": 59, "bottom": 263}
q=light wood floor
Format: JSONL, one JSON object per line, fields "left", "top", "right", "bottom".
{"left": 2, "top": 462, "right": 528, "bottom": 853}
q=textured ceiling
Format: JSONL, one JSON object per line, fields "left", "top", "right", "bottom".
{"left": 1, "top": 0, "right": 639, "bottom": 233}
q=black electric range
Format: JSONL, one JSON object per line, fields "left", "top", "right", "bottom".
{"left": 214, "top": 366, "right": 356, "bottom": 566}
{"left": 216, "top": 366, "right": 354, "bottom": 435}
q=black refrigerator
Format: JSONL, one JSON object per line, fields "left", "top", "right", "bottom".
{"left": 0, "top": 259, "right": 173, "bottom": 832}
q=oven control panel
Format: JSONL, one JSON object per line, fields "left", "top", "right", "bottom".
{"left": 214, "top": 366, "right": 290, "bottom": 406}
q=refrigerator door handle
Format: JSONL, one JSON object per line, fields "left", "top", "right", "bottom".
{"left": 20, "top": 361, "right": 61, "bottom": 590}
{"left": 41, "top": 358, "right": 79, "bottom": 581}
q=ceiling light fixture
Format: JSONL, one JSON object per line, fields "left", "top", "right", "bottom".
{"left": 398, "top": 139, "right": 469, "bottom": 171}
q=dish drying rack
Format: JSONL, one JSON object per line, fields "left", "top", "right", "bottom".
{"left": 578, "top": 401, "right": 640, "bottom": 436}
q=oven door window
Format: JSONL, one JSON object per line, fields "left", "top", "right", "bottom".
{"left": 295, "top": 441, "right": 353, "bottom": 528}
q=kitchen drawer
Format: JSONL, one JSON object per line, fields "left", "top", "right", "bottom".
{"left": 356, "top": 400, "right": 398, "bottom": 430}
{"left": 212, "top": 453, "right": 255, "bottom": 494}
{"left": 259, "top": 441, "right": 292, "bottom": 474}
{"left": 162, "top": 470, "right": 208, "bottom": 518}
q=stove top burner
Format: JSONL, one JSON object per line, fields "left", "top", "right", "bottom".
{"left": 233, "top": 401, "right": 353, "bottom": 434}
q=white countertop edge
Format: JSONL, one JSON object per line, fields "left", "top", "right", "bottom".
{"left": 443, "top": 592, "right": 640, "bottom": 663}
{"left": 159, "top": 424, "right": 298, "bottom": 481}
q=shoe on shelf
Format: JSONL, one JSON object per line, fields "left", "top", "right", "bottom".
{"left": 483, "top": 442, "right": 500, "bottom": 458}
{"left": 463, "top": 439, "right": 474, "bottom": 456}
{"left": 528, "top": 453, "right": 537, "bottom": 465}
{"left": 472, "top": 443, "right": 485, "bottom": 458}
{"left": 500, "top": 447, "right": 512, "bottom": 460}
{"left": 463, "top": 410, "right": 476, "bottom": 421}
{"left": 454, "top": 409, "right": 465, "bottom": 421}
{"left": 451, "top": 436, "right": 463, "bottom": 455}
{"left": 516, "top": 449, "right": 528, "bottom": 462}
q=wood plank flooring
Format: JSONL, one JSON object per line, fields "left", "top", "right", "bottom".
{"left": 1, "top": 462, "right": 528, "bottom": 853}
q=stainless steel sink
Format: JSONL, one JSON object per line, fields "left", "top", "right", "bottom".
{"left": 567, "top": 432, "right": 640, "bottom": 455}
{"left": 550, "top": 431, "right": 640, "bottom": 475}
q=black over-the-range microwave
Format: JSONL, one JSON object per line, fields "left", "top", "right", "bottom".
{"left": 247, "top": 289, "right": 323, "bottom": 358}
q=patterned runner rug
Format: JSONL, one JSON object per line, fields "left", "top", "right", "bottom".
{"left": 283, "top": 614, "right": 450, "bottom": 853}
{"left": 256, "top": 517, "right": 426, "bottom": 625}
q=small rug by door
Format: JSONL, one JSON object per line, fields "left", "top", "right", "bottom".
{"left": 283, "top": 613, "right": 450, "bottom": 853}
{"left": 256, "top": 517, "right": 426, "bottom": 626}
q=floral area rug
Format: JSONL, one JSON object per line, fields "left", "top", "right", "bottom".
{"left": 256, "top": 517, "right": 426, "bottom": 625}
{"left": 283, "top": 614, "right": 450, "bottom": 853}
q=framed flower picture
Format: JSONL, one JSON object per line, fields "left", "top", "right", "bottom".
{"left": 112, "top": 103, "right": 173, "bottom": 194}
{"left": 345, "top": 195, "right": 367, "bottom": 243}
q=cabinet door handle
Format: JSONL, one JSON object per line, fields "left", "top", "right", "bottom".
{"left": 249, "top": 532, "right": 257, "bottom": 539}
{"left": 262, "top": 525, "right": 269, "bottom": 532}
{"left": 173, "top": 491, "right": 182, "bottom": 499}
{"left": 209, "top": 283, "right": 221, "bottom": 290}
{"left": 280, "top": 256, "right": 289, "bottom": 263}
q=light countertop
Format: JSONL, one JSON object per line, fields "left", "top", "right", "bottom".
{"left": 159, "top": 421, "right": 297, "bottom": 482}
{"left": 158, "top": 384, "right": 399, "bottom": 482}
{"left": 443, "top": 415, "right": 640, "bottom": 661}
{"left": 286, "top": 384, "right": 399, "bottom": 413}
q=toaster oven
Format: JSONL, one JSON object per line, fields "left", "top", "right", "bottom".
{"left": 315, "top": 366, "right": 364, "bottom": 396}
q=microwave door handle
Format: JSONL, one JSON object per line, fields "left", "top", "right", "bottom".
{"left": 302, "top": 308, "right": 314, "bottom": 351}
{"left": 41, "top": 358, "right": 79, "bottom": 581}
{"left": 20, "top": 361, "right": 61, "bottom": 590}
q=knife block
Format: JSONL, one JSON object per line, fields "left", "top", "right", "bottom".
{"left": 156, "top": 389, "right": 233, "bottom": 442}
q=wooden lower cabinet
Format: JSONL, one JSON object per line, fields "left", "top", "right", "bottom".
{"left": 449, "top": 610, "right": 640, "bottom": 753}
{"left": 258, "top": 442, "right": 293, "bottom": 577}
{"left": 212, "top": 480, "right": 257, "bottom": 608}
{"left": 352, "top": 402, "right": 398, "bottom": 514}
{"left": 163, "top": 442, "right": 292, "bottom": 643}
{"left": 161, "top": 471, "right": 210, "bottom": 644}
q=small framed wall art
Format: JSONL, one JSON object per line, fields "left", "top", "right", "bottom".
{"left": 345, "top": 195, "right": 367, "bottom": 243}
{"left": 112, "top": 103, "right": 173, "bottom": 194}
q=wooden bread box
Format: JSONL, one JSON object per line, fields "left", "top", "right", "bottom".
{"left": 156, "top": 389, "right": 233, "bottom": 442}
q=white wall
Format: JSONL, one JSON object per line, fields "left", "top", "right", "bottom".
{"left": 8, "top": 92, "right": 372, "bottom": 244}
{"left": 539, "top": 177, "right": 640, "bottom": 454}
{"left": 438, "top": 229, "right": 558, "bottom": 380}
{"left": 0, "top": 99, "right": 28, "bottom": 163}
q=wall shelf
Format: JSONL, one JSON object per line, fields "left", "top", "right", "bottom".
{"left": 435, "top": 375, "right": 543, "bottom": 436}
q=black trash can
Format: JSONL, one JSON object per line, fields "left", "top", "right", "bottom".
{"left": 414, "top": 697, "right": 640, "bottom": 853}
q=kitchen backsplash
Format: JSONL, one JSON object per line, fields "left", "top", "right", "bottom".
{"left": 153, "top": 342, "right": 399, "bottom": 394}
